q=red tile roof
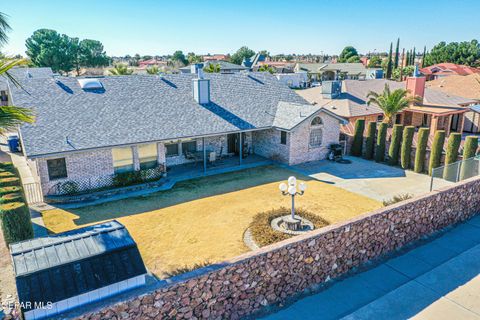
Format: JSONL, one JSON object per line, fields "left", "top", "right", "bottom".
{"left": 420, "top": 63, "right": 480, "bottom": 76}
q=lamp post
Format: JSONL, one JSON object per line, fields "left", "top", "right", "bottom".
{"left": 279, "top": 176, "right": 307, "bottom": 220}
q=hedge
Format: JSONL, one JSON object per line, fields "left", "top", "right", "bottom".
{"left": 0, "top": 186, "right": 22, "bottom": 195}
{"left": 443, "top": 133, "right": 462, "bottom": 181}
{"left": 375, "top": 123, "right": 388, "bottom": 162}
{"left": 400, "top": 126, "right": 415, "bottom": 169}
{"left": 0, "top": 202, "right": 34, "bottom": 245}
{"left": 429, "top": 130, "right": 446, "bottom": 175}
{"left": 0, "top": 192, "right": 23, "bottom": 204}
{"left": 364, "top": 122, "right": 376, "bottom": 160}
{"left": 0, "top": 177, "right": 20, "bottom": 187}
{"left": 350, "top": 119, "right": 365, "bottom": 156}
{"left": 459, "top": 136, "right": 479, "bottom": 180}
{"left": 414, "top": 128, "right": 430, "bottom": 173}
{"left": 388, "top": 124, "right": 403, "bottom": 165}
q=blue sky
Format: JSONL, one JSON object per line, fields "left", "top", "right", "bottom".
{"left": 1, "top": 0, "right": 478, "bottom": 56}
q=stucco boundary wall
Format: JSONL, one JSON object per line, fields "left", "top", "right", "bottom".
{"left": 74, "top": 176, "right": 480, "bottom": 320}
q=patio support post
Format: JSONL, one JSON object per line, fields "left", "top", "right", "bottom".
{"left": 239, "top": 133, "right": 243, "bottom": 166}
{"left": 203, "top": 137, "right": 207, "bottom": 174}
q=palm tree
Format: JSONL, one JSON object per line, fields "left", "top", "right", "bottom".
{"left": 203, "top": 63, "right": 220, "bottom": 73}
{"left": 0, "top": 59, "right": 35, "bottom": 132}
{"left": 367, "top": 84, "right": 421, "bottom": 126}
{"left": 109, "top": 64, "right": 133, "bottom": 75}
{"left": 145, "top": 65, "right": 159, "bottom": 75}
{"left": 0, "top": 12, "right": 11, "bottom": 47}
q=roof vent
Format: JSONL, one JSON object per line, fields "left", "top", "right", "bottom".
{"left": 77, "top": 78, "right": 103, "bottom": 90}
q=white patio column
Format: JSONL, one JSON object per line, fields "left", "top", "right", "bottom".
{"left": 132, "top": 146, "right": 140, "bottom": 171}
{"left": 203, "top": 137, "right": 207, "bottom": 174}
{"left": 239, "top": 132, "right": 243, "bottom": 165}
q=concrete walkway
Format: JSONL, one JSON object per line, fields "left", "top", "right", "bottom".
{"left": 260, "top": 215, "right": 480, "bottom": 320}
{"left": 290, "top": 157, "right": 453, "bottom": 202}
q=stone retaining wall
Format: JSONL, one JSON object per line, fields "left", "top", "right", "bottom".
{"left": 76, "top": 177, "right": 480, "bottom": 320}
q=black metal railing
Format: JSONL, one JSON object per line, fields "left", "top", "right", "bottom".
{"left": 47, "top": 165, "right": 166, "bottom": 196}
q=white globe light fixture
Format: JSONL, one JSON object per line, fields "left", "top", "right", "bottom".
{"left": 279, "top": 176, "right": 307, "bottom": 220}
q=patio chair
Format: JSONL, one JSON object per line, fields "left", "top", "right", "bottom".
{"left": 185, "top": 151, "right": 198, "bottom": 166}
{"left": 217, "top": 146, "right": 226, "bottom": 160}
{"left": 209, "top": 151, "right": 217, "bottom": 166}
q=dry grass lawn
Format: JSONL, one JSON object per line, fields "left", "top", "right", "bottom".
{"left": 42, "top": 166, "right": 381, "bottom": 278}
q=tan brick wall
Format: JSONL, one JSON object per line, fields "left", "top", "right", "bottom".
{"left": 252, "top": 129, "right": 290, "bottom": 163}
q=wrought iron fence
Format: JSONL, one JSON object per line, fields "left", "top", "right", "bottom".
{"left": 47, "top": 165, "right": 166, "bottom": 196}
{"left": 430, "top": 156, "right": 480, "bottom": 191}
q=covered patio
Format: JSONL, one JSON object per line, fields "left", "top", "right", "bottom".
{"left": 403, "top": 105, "right": 467, "bottom": 136}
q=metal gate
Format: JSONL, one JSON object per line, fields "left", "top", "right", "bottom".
{"left": 23, "top": 182, "right": 43, "bottom": 204}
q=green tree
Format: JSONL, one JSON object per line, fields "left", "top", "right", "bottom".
{"left": 146, "top": 65, "right": 159, "bottom": 75}
{"left": 172, "top": 50, "right": 187, "bottom": 66}
{"left": 405, "top": 50, "right": 410, "bottom": 67}
{"left": 414, "top": 128, "right": 430, "bottom": 173}
{"left": 412, "top": 47, "right": 416, "bottom": 65}
{"left": 0, "top": 59, "right": 36, "bottom": 132}
{"left": 443, "top": 133, "right": 462, "bottom": 181}
{"left": 187, "top": 52, "right": 203, "bottom": 64}
{"left": 421, "top": 46, "right": 427, "bottom": 68}
{"left": 364, "top": 121, "right": 376, "bottom": 160}
{"left": 79, "top": 39, "right": 110, "bottom": 68}
{"left": 350, "top": 119, "right": 365, "bottom": 156}
{"left": 109, "top": 63, "right": 133, "bottom": 75}
{"left": 203, "top": 63, "right": 221, "bottom": 73}
{"left": 0, "top": 11, "right": 11, "bottom": 47}
{"left": 386, "top": 42, "right": 393, "bottom": 79}
{"left": 394, "top": 38, "right": 400, "bottom": 68}
{"left": 367, "top": 56, "right": 382, "bottom": 68}
{"left": 258, "top": 64, "right": 275, "bottom": 74}
{"left": 388, "top": 124, "right": 403, "bottom": 165}
{"left": 400, "top": 126, "right": 415, "bottom": 169}
{"left": 392, "top": 66, "right": 414, "bottom": 81}
{"left": 460, "top": 136, "right": 479, "bottom": 180}
{"left": 230, "top": 46, "right": 255, "bottom": 65}
{"left": 367, "top": 84, "right": 421, "bottom": 126}
{"left": 429, "top": 130, "right": 446, "bottom": 175}
{"left": 375, "top": 123, "right": 388, "bottom": 162}
{"left": 424, "top": 40, "right": 480, "bottom": 67}
{"left": 338, "top": 46, "right": 359, "bottom": 63}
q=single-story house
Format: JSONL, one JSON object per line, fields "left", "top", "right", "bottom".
{"left": 11, "top": 221, "right": 147, "bottom": 320}
{"left": 420, "top": 63, "right": 480, "bottom": 81}
{"left": 294, "top": 63, "right": 374, "bottom": 81}
{"left": 7, "top": 68, "right": 346, "bottom": 197}
{"left": 296, "top": 76, "right": 475, "bottom": 137}
{"left": 275, "top": 72, "right": 308, "bottom": 88}
{"left": 179, "top": 60, "right": 248, "bottom": 74}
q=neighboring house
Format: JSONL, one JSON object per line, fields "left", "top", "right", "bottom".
{"left": 420, "top": 63, "right": 480, "bottom": 81}
{"left": 203, "top": 54, "right": 229, "bottom": 61}
{"left": 179, "top": 60, "right": 248, "bottom": 73}
{"left": 294, "top": 63, "right": 375, "bottom": 81}
{"left": 11, "top": 221, "right": 147, "bottom": 320}
{"left": 8, "top": 69, "right": 345, "bottom": 197}
{"left": 296, "top": 76, "right": 475, "bottom": 137}
{"left": 426, "top": 74, "right": 480, "bottom": 132}
{"left": 138, "top": 58, "right": 168, "bottom": 69}
{"left": 276, "top": 73, "right": 308, "bottom": 88}
{"left": 256, "top": 61, "right": 294, "bottom": 73}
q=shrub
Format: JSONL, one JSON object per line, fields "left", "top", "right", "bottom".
{"left": 350, "top": 119, "right": 365, "bottom": 156}
{"left": 388, "top": 124, "right": 403, "bottom": 165}
{"left": 364, "top": 122, "right": 376, "bottom": 160}
{"left": 383, "top": 193, "right": 413, "bottom": 206}
{"left": 375, "top": 123, "right": 388, "bottom": 162}
{"left": 0, "top": 193, "right": 23, "bottom": 204}
{"left": 0, "top": 171, "right": 15, "bottom": 178}
{"left": 460, "top": 136, "right": 479, "bottom": 180}
{"left": 113, "top": 171, "right": 144, "bottom": 187}
{"left": 0, "top": 177, "right": 20, "bottom": 187}
{"left": 414, "top": 128, "right": 430, "bottom": 173}
{"left": 443, "top": 133, "right": 462, "bottom": 181}
{"left": 0, "top": 186, "right": 22, "bottom": 195}
{"left": 249, "top": 207, "right": 329, "bottom": 247}
{"left": 400, "top": 126, "right": 415, "bottom": 169}
{"left": 429, "top": 130, "right": 446, "bottom": 175}
{"left": 0, "top": 202, "right": 34, "bottom": 245}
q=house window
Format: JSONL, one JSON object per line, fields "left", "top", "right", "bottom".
{"left": 112, "top": 147, "right": 134, "bottom": 173}
{"left": 377, "top": 115, "right": 384, "bottom": 122}
{"left": 280, "top": 131, "right": 287, "bottom": 145}
{"left": 47, "top": 158, "right": 67, "bottom": 180}
{"left": 182, "top": 141, "right": 197, "bottom": 154}
{"left": 165, "top": 143, "right": 179, "bottom": 157}
{"left": 138, "top": 143, "right": 158, "bottom": 170}
{"left": 422, "top": 114, "right": 429, "bottom": 127}
{"left": 309, "top": 116, "right": 324, "bottom": 147}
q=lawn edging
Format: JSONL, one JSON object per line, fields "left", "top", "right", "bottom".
{"left": 74, "top": 176, "right": 480, "bottom": 320}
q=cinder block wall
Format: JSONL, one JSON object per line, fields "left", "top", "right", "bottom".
{"left": 75, "top": 175, "right": 480, "bottom": 320}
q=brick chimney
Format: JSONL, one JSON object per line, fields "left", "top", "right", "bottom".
{"left": 405, "top": 65, "right": 426, "bottom": 104}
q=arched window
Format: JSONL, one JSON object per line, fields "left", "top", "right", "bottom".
{"left": 309, "top": 116, "right": 324, "bottom": 147}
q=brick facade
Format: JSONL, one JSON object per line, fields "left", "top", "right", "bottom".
{"left": 75, "top": 176, "right": 480, "bottom": 320}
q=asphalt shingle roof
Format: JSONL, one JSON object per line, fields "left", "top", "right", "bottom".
{"left": 11, "top": 72, "right": 308, "bottom": 157}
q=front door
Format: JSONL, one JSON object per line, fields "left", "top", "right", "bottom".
{"left": 451, "top": 114, "right": 460, "bottom": 132}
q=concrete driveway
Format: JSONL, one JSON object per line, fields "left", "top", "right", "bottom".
{"left": 261, "top": 215, "right": 480, "bottom": 320}
{"left": 289, "top": 157, "right": 453, "bottom": 202}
